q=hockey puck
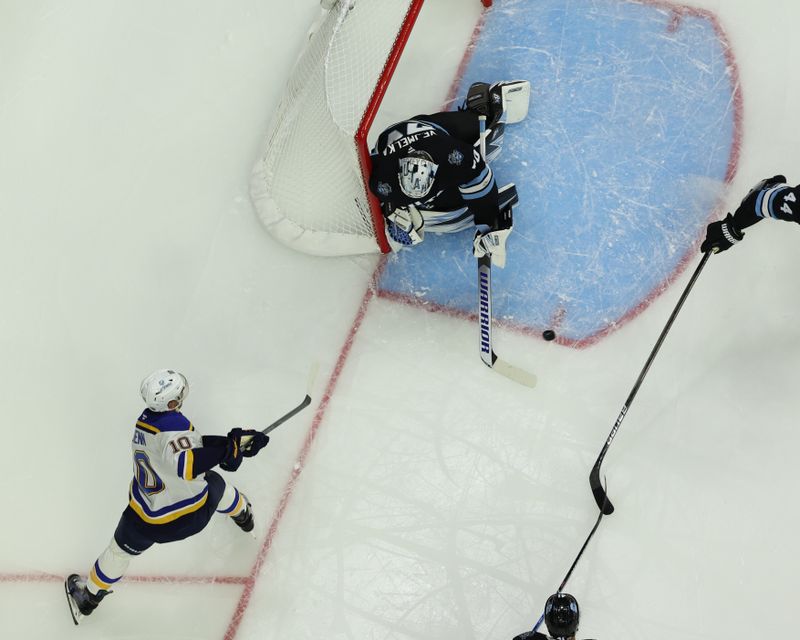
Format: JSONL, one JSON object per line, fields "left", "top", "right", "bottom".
{"left": 542, "top": 329, "right": 556, "bottom": 341}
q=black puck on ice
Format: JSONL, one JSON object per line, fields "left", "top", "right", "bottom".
{"left": 542, "top": 329, "right": 556, "bottom": 341}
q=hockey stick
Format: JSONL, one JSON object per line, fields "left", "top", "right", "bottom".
{"left": 530, "top": 491, "right": 607, "bottom": 634}
{"left": 243, "top": 362, "right": 319, "bottom": 449}
{"left": 475, "top": 115, "right": 536, "bottom": 388}
{"left": 589, "top": 251, "right": 711, "bottom": 514}
{"left": 478, "top": 254, "right": 537, "bottom": 388}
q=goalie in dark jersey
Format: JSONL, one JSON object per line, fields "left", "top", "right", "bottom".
{"left": 701, "top": 174, "right": 799, "bottom": 253}
{"left": 368, "top": 80, "right": 531, "bottom": 267}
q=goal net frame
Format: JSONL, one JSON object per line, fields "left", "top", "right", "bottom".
{"left": 251, "top": 0, "right": 492, "bottom": 256}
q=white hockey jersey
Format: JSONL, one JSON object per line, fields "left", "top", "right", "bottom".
{"left": 129, "top": 409, "right": 209, "bottom": 525}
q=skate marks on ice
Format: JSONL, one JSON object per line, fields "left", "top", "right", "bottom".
{"left": 379, "top": 0, "right": 740, "bottom": 346}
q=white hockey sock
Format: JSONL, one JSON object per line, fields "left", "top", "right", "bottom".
{"left": 216, "top": 483, "right": 247, "bottom": 518}
{"left": 88, "top": 538, "right": 133, "bottom": 595}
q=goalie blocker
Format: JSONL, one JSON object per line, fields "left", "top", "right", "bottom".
{"left": 473, "top": 183, "right": 517, "bottom": 268}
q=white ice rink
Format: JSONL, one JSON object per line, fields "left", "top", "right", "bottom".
{"left": 1, "top": 1, "right": 799, "bottom": 638}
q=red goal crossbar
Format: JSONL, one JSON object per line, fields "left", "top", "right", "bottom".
{"left": 355, "top": 0, "right": 492, "bottom": 254}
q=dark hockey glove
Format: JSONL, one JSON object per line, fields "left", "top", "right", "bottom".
{"left": 240, "top": 430, "right": 269, "bottom": 457}
{"left": 700, "top": 212, "right": 744, "bottom": 254}
{"left": 220, "top": 429, "right": 245, "bottom": 472}
{"left": 751, "top": 174, "right": 787, "bottom": 195}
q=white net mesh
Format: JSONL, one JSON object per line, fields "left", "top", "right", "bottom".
{"left": 251, "top": 0, "right": 419, "bottom": 256}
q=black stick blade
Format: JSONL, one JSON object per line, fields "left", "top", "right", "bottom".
{"left": 590, "top": 468, "right": 615, "bottom": 514}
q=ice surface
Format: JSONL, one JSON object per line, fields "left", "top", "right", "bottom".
{"left": 1, "top": 1, "right": 799, "bottom": 639}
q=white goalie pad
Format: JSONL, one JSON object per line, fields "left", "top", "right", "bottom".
{"left": 500, "top": 80, "right": 531, "bottom": 124}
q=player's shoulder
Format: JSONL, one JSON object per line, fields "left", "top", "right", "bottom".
{"left": 135, "top": 409, "right": 194, "bottom": 435}
{"left": 375, "top": 117, "right": 446, "bottom": 153}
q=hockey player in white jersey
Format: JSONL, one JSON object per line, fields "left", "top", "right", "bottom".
{"left": 64, "top": 369, "right": 269, "bottom": 625}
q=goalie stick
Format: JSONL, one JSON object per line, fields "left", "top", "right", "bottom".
{"left": 243, "top": 362, "right": 319, "bottom": 451}
{"left": 478, "top": 255, "right": 537, "bottom": 388}
{"left": 475, "top": 115, "right": 536, "bottom": 388}
{"left": 589, "top": 251, "right": 711, "bottom": 514}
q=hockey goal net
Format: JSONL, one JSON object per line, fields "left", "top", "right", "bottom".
{"left": 250, "top": 0, "right": 492, "bottom": 257}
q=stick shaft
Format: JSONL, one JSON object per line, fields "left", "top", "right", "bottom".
{"left": 589, "top": 252, "right": 711, "bottom": 513}
{"left": 261, "top": 395, "right": 311, "bottom": 435}
{"left": 531, "top": 507, "right": 605, "bottom": 633}
{"left": 242, "top": 363, "right": 319, "bottom": 447}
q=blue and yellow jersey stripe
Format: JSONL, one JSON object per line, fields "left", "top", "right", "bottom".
{"left": 176, "top": 449, "right": 195, "bottom": 481}
{"left": 128, "top": 481, "right": 208, "bottom": 525}
{"left": 135, "top": 420, "right": 160, "bottom": 435}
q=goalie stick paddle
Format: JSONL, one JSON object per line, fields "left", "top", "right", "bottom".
{"left": 478, "top": 254, "right": 537, "bottom": 388}
{"left": 589, "top": 251, "right": 711, "bottom": 514}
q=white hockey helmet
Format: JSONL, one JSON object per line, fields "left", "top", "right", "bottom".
{"left": 398, "top": 151, "right": 438, "bottom": 199}
{"left": 140, "top": 369, "right": 189, "bottom": 412}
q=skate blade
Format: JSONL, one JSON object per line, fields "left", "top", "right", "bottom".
{"left": 64, "top": 581, "right": 83, "bottom": 625}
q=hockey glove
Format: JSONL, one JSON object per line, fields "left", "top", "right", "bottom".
{"left": 746, "top": 174, "right": 787, "bottom": 199}
{"left": 700, "top": 212, "right": 744, "bottom": 254}
{"left": 240, "top": 430, "right": 269, "bottom": 457}
{"left": 385, "top": 204, "right": 424, "bottom": 247}
{"left": 220, "top": 429, "right": 246, "bottom": 472}
{"left": 473, "top": 228, "right": 512, "bottom": 267}
{"left": 473, "top": 202, "right": 513, "bottom": 267}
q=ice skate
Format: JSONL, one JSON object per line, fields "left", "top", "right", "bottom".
{"left": 232, "top": 495, "right": 255, "bottom": 536}
{"left": 64, "top": 574, "right": 110, "bottom": 625}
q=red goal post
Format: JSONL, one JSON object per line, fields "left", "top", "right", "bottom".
{"left": 250, "top": 0, "right": 492, "bottom": 256}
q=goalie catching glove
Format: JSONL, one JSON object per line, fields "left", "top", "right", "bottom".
{"left": 385, "top": 203, "right": 425, "bottom": 248}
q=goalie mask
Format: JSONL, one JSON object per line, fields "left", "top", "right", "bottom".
{"left": 398, "top": 151, "right": 438, "bottom": 199}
